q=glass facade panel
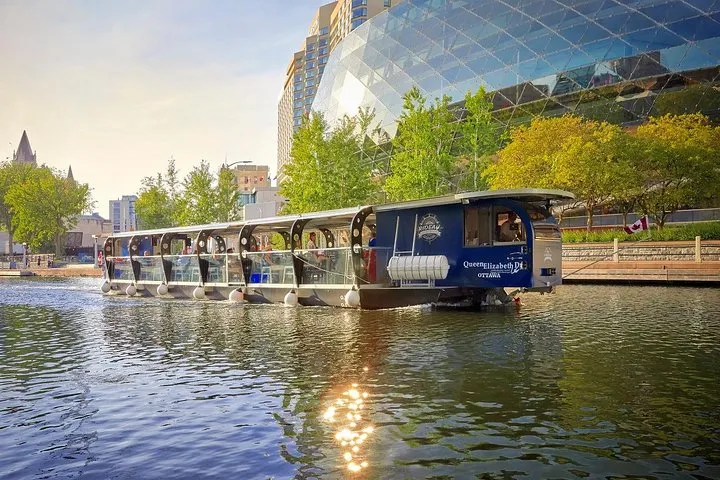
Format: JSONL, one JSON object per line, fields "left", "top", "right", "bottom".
{"left": 312, "top": 0, "right": 720, "bottom": 139}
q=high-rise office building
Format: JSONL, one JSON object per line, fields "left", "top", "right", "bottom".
{"left": 276, "top": 0, "right": 402, "bottom": 183}
{"left": 109, "top": 195, "right": 138, "bottom": 233}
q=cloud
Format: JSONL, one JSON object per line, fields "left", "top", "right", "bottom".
{"left": 0, "top": 0, "right": 316, "bottom": 217}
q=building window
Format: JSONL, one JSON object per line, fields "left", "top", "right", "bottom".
{"left": 306, "top": 42, "right": 315, "bottom": 51}
{"left": 352, "top": 0, "right": 367, "bottom": 6}
{"left": 294, "top": 91, "right": 303, "bottom": 100}
{"left": 352, "top": 7, "right": 367, "bottom": 19}
{"left": 319, "top": 66, "right": 325, "bottom": 75}
{"left": 351, "top": 18, "right": 365, "bottom": 30}
{"left": 318, "top": 46, "right": 329, "bottom": 56}
{"left": 306, "top": 69, "right": 315, "bottom": 78}
{"left": 319, "top": 26, "right": 329, "bottom": 36}
{"left": 305, "top": 87, "right": 315, "bottom": 96}
{"left": 306, "top": 78, "right": 316, "bottom": 87}
{"left": 306, "top": 61, "right": 315, "bottom": 70}
{"left": 384, "top": 0, "right": 391, "bottom": 6}
{"left": 319, "top": 38, "right": 328, "bottom": 47}
{"left": 305, "top": 97, "right": 313, "bottom": 105}
{"left": 319, "top": 56, "right": 328, "bottom": 65}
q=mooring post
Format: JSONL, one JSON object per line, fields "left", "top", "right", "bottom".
{"left": 695, "top": 236, "right": 702, "bottom": 263}
{"left": 613, "top": 238, "right": 619, "bottom": 263}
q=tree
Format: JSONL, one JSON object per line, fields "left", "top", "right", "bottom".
{"left": 552, "top": 122, "right": 639, "bottom": 230}
{"left": 632, "top": 113, "right": 720, "bottom": 228}
{"left": 456, "top": 87, "right": 502, "bottom": 191}
{"left": 135, "top": 173, "right": 174, "bottom": 229}
{"left": 385, "top": 87, "right": 457, "bottom": 201}
{"left": 280, "top": 111, "right": 379, "bottom": 214}
{"left": 6, "top": 167, "right": 93, "bottom": 254}
{"left": 483, "top": 115, "right": 588, "bottom": 190}
{"left": 175, "top": 160, "right": 217, "bottom": 225}
{"left": 215, "top": 166, "right": 242, "bottom": 222}
{"left": 0, "top": 162, "right": 34, "bottom": 250}
{"left": 484, "top": 115, "right": 640, "bottom": 229}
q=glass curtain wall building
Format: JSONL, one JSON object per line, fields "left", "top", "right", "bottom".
{"left": 312, "top": 0, "right": 720, "bottom": 139}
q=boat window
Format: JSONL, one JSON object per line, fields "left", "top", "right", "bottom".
{"left": 495, "top": 209, "right": 526, "bottom": 243}
{"left": 464, "top": 206, "right": 492, "bottom": 247}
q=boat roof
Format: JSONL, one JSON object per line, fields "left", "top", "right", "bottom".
{"left": 374, "top": 188, "right": 574, "bottom": 212}
{"left": 107, "top": 189, "right": 573, "bottom": 238}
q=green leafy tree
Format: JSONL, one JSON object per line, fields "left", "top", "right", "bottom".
{"left": 215, "top": 166, "right": 242, "bottom": 222}
{"left": 135, "top": 173, "right": 174, "bottom": 229}
{"left": 632, "top": 113, "right": 720, "bottom": 228}
{"left": 485, "top": 115, "right": 640, "bottom": 229}
{"left": 0, "top": 162, "right": 34, "bottom": 249}
{"left": 456, "top": 87, "right": 502, "bottom": 191}
{"left": 385, "top": 87, "right": 457, "bottom": 201}
{"left": 176, "top": 160, "right": 216, "bottom": 225}
{"left": 280, "top": 111, "right": 379, "bottom": 213}
{"left": 6, "top": 167, "right": 93, "bottom": 254}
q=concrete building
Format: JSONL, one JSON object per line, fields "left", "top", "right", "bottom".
{"left": 232, "top": 164, "right": 270, "bottom": 193}
{"left": 109, "top": 195, "right": 138, "bottom": 233}
{"left": 12, "top": 130, "right": 37, "bottom": 165}
{"left": 242, "top": 186, "right": 285, "bottom": 220}
{"left": 276, "top": 0, "right": 402, "bottom": 183}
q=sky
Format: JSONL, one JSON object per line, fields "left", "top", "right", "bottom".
{"left": 0, "top": 0, "right": 321, "bottom": 218}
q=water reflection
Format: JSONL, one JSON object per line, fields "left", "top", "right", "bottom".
{"left": 1, "top": 278, "right": 719, "bottom": 479}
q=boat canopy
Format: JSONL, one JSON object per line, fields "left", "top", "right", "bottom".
{"left": 106, "top": 189, "right": 573, "bottom": 238}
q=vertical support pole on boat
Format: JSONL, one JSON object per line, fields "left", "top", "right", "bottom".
{"left": 238, "top": 225, "right": 257, "bottom": 285}
{"left": 392, "top": 215, "right": 400, "bottom": 257}
{"left": 410, "top": 213, "right": 419, "bottom": 256}
{"left": 212, "top": 235, "right": 227, "bottom": 283}
{"left": 194, "top": 231, "right": 211, "bottom": 286}
{"left": 319, "top": 228, "right": 335, "bottom": 248}
{"left": 159, "top": 233, "right": 173, "bottom": 285}
{"left": 350, "top": 207, "right": 374, "bottom": 286}
{"left": 128, "top": 235, "right": 142, "bottom": 283}
{"left": 280, "top": 232, "right": 292, "bottom": 250}
{"left": 290, "top": 218, "right": 311, "bottom": 287}
{"left": 103, "top": 237, "right": 114, "bottom": 280}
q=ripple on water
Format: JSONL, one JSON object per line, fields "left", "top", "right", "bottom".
{"left": 1, "top": 278, "right": 720, "bottom": 479}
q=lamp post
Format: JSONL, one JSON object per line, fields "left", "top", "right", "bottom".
{"left": 22, "top": 242, "right": 27, "bottom": 269}
{"left": 92, "top": 235, "right": 99, "bottom": 269}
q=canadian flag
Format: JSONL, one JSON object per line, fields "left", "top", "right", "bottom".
{"left": 624, "top": 216, "right": 649, "bottom": 234}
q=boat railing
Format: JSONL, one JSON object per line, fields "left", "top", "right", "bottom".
{"left": 296, "top": 246, "right": 354, "bottom": 285}
{"left": 136, "top": 255, "right": 164, "bottom": 282}
{"left": 164, "top": 255, "right": 202, "bottom": 284}
{"left": 109, "top": 257, "right": 134, "bottom": 281}
{"left": 199, "top": 254, "right": 228, "bottom": 284}
{"left": 244, "top": 250, "right": 295, "bottom": 285}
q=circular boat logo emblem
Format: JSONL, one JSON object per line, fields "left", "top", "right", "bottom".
{"left": 417, "top": 213, "right": 443, "bottom": 243}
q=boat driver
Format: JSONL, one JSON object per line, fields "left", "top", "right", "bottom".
{"left": 499, "top": 211, "right": 522, "bottom": 242}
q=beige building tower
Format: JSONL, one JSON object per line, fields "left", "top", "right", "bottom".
{"left": 276, "top": 0, "right": 401, "bottom": 183}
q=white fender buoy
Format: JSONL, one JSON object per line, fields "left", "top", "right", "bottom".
{"left": 229, "top": 289, "right": 244, "bottom": 303}
{"left": 157, "top": 283, "right": 168, "bottom": 296}
{"left": 344, "top": 289, "right": 360, "bottom": 308}
{"left": 284, "top": 291, "right": 298, "bottom": 307}
{"left": 100, "top": 281, "right": 111, "bottom": 293}
{"left": 193, "top": 286, "right": 206, "bottom": 300}
{"left": 125, "top": 284, "right": 137, "bottom": 296}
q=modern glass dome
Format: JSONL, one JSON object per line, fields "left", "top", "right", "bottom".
{"left": 312, "top": 0, "right": 720, "bottom": 137}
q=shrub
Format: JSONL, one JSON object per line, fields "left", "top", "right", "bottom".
{"left": 561, "top": 221, "right": 720, "bottom": 243}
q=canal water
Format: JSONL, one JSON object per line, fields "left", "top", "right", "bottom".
{"left": 1, "top": 278, "right": 719, "bottom": 479}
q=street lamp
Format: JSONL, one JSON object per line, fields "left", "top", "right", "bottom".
{"left": 22, "top": 242, "right": 27, "bottom": 269}
{"left": 92, "top": 235, "right": 99, "bottom": 269}
{"left": 222, "top": 160, "right": 253, "bottom": 169}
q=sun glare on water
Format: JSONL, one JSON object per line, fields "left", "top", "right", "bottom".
{"left": 322, "top": 374, "right": 374, "bottom": 473}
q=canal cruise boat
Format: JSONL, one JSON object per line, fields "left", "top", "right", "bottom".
{"left": 100, "top": 189, "right": 573, "bottom": 309}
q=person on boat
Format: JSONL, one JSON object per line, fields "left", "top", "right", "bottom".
{"left": 364, "top": 230, "right": 377, "bottom": 283}
{"left": 260, "top": 238, "right": 273, "bottom": 266}
{"left": 499, "top": 211, "right": 523, "bottom": 242}
{"left": 306, "top": 232, "right": 327, "bottom": 264}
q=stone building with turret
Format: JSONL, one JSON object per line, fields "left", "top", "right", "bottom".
{"left": 12, "top": 130, "right": 37, "bottom": 165}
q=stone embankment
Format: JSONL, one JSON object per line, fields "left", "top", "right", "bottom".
{"left": 562, "top": 239, "right": 720, "bottom": 284}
